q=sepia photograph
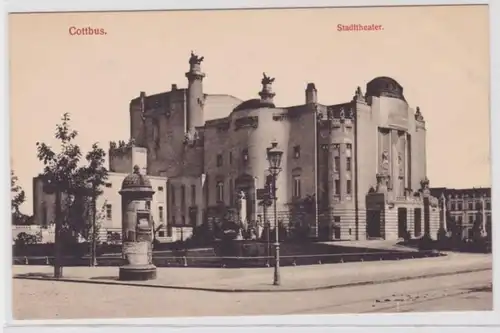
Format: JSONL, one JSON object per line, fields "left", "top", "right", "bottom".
{"left": 8, "top": 4, "right": 493, "bottom": 321}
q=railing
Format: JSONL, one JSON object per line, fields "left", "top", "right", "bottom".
{"left": 13, "top": 249, "right": 442, "bottom": 268}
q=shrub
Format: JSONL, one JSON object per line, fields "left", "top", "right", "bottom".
{"left": 15, "top": 232, "right": 39, "bottom": 246}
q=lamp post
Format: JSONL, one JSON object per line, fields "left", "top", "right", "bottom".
{"left": 267, "top": 141, "right": 283, "bottom": 286}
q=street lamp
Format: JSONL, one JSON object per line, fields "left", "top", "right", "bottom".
{"left": 266, "top": 141, "right": 283, "bottom": 286}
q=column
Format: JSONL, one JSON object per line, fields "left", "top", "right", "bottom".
{"left": 441, "top": 194, "right": 447, "bottom": 231}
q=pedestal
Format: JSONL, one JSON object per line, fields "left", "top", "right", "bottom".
{"left": 119, "top": 264, "right": 157, "bottom": 281}
{"left": 119, "top": 241, "right": 157, "bottom": 281}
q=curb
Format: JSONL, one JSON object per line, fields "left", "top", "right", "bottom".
{"left": 14, "top": 267, "right": 491, "bottom": 293}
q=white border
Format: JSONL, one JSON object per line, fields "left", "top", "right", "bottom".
{"left": 2, "top": 0, "right": 498, "bottom": 332}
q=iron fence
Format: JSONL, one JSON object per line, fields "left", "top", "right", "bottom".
{"left": 13, "top": 249, "right": 442, "bottom": 268}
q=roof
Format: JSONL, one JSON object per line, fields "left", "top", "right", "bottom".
{"left": 203, "top": 94, "right": 243, "bottom": 120}
{"left": 233, "top": 99, "right": 276, "bottom": 112}
{"left": 365, "top": 76, "right": 406, "bottom": 102}
{"left": 120, "top": 165, "right": 153, "bottom": 193}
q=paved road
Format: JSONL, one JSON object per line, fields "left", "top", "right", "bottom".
{"left": 12, "top": 269, "right": 491, "bottom": 320}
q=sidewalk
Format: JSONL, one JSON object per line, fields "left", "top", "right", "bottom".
{"left": 13, "top": 252, "right": 492, "bottom": 292}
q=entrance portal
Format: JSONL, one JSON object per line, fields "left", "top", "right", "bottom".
{"left": 414, "top": 208, "right": 422, "bottom": 237}
{"left": 366, "top": 209, "right": 382, "bottom": 238}
{"left": 397, "top": 208, "right": 408, "bottom": 238}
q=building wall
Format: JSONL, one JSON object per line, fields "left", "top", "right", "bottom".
{"left": 167, "top": 175, "right": 204, "bottom": 228}
{"left": 31, "top": 172, "right": 168, "bottom": 240}
{"left": 355, "top": 98, "right": 376, "bottom": 239}
{"left": 201, "top": 103, "right": 317, "bottom": 226}
{"left": 109, "top": 146, "right": 148, "bottom": 175}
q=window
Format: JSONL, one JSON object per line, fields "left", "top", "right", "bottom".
{"left": 346, "top": 157, "right": 352, "bottom": 172}
{"left": 106, "top": 204, "right": 112, "bottom": 220}
{"left": 457, "top": 202, "right": 462, "bottom": 210}
{"left": 181, "top": 185, "right": 186, "bottom": 209}
{"left": 171, "top": 185, "right": 176, "bottom": 205}
{"left": 216, "top": 154, "right": 223, "bottom": 167}
{"left": 334, "top": 216, "right": 341, "bottom": 223}
{"left": 216, "top": 181, "right": 224, "bottom": 202}
{"left": 105, "top": 183, "right": 112, "bottom": 188}
{"left": 486, "top": 201, "right": 491, "bottom": 210}
{"left": 458, "top": 215, "right": 463, "bottom": 223}
{"left": 346, "top": 143, "right": 352, "bottom": 150}
{"left": 334, "top": 156, "right": 340, "bottom": 172}
{"left": 172, "top": 215, "right": 176, "bottom": 226}
{"left": 475, "top": 202, "right": 481, "bottom": 210}
{"left": 158, "top": 206, "right": 164, "bottom": 222}
{"left": 468, "top": 215, "right": 474, "bottom": 223}
{"left": 293, "top": 145, "right": 301, "bottom": 159}
{"left": 152, "top": 118, "right": 160, "bottom": 149}
{"left": 191, "top": 185, "right": 196, "bottom": 205}
{"left": 346, "top": 179, "right": 352, "bottom": 195}
{"left": 293, "top": 176, "right": 301, "bottom": 198}
{"left": 468, "top": 228, "right": 474, "bottom": 239}
{"left": 334, "top": 179, "right": 340, "bottom": 195}
{"left": 229, "top": 179, "right": 234, "bottom": 204}
{"left": 451, "top": 202, "right": 456, "bottom": 211}
{"left": 158, "top": 186, "right": 164, "bottom": 192}
{"left": 182, "top": 215, "right": 186, "bottom": 225}
{"left": 242, "top": 149, "right": 249, "bottom": 163}
{"left": 158, "top": 231, "right": 165, "bottom": 237}
{"left": 229, "top": 151, "right": 233, "bottom": 165}
{"left": 468, "top": 201, "right": 473, "bottom": 210}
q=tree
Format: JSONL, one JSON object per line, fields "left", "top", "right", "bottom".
{"left": 36, "top": 113, "right": 108, "bottom": 277}
{"left": 11, "top": 170, "right": 27, "bottom": 224}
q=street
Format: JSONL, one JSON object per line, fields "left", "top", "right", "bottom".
{"left": 12, "top": 269, "right": 492, "bottom": 320}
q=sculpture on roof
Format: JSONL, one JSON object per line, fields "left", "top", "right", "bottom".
{"left": 189, "top": 51, "right": 204, "bottom": 65}
{"left": 262, "top": 72, "right": 275, "bottom": 85}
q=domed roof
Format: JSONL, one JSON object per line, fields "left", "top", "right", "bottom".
{"left": 365, "top": 76, "right": 406, "bottom": 101}
{"left": 120, "top": 165, "right": 153, "bottom": 193}
{"left": 233, "top": 98, "right": 275, "bottom": 112}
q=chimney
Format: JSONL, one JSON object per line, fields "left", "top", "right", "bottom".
{"left": 305, "top": 83, "right": 317, "bottom": 104}
{"left": 171, "top": 84, "right": 178, "bottom": 91}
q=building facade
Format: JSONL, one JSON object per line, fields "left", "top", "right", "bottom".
{"left": 430, "top": 187, "right": 492, "bottom": 240}
{"left": 126, "top": 51, "right": 441, "bottom": 241}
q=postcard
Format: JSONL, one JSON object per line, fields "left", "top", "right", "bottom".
{"left": 8, "top": 3, "right": 493, "bottom": 323}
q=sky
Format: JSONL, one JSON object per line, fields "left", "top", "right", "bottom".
{"left": 9, "top": 5, "right": 490, "bottom": 215}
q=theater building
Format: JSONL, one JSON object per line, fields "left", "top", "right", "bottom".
{"left": 126, "top": 52, "right": 441, "bottom": 241}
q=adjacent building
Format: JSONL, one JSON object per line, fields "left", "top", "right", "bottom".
{"left": 125, "top": 51, "right": 441, "bottom": 241}
{"left": 430, "top": 187, "right": 492, "bottom": 240}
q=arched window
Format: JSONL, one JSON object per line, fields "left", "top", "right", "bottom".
{"left": 216, "top": 181, "right": 224, "bottom": 203}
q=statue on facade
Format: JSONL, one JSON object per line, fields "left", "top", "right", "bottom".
{"left": 415, "top": 106, "right": 424, "bottom": 121}
{"left": 189, "top": 51, "right": 204, "bottom": 65}
{"left": 339, "top": 107, "right": 345, "bottom": 120}
{"left": 381, "top": 151, "right": 390, "bottom": 171}
{"left": 262, "top": 72, "right": 275, "bottom": 84}
{"left": 376, "top": 173, "right": 389, "bottom": 193}
{"left": 354, "top": 86, "right": 363, "bottom": 100}
{"left": 420, "top": 177, "right": 431, "bottom": 197}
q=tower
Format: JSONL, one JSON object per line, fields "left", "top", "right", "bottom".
{"left": 185, "top": 51, "right": 206, "bottom": 134}
{"left": 305, "top": 83, "right": 317, "bottom": 104}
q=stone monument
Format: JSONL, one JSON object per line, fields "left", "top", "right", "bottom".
{"left": 118, "top": 165, "right": 157, "bottom": 281}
